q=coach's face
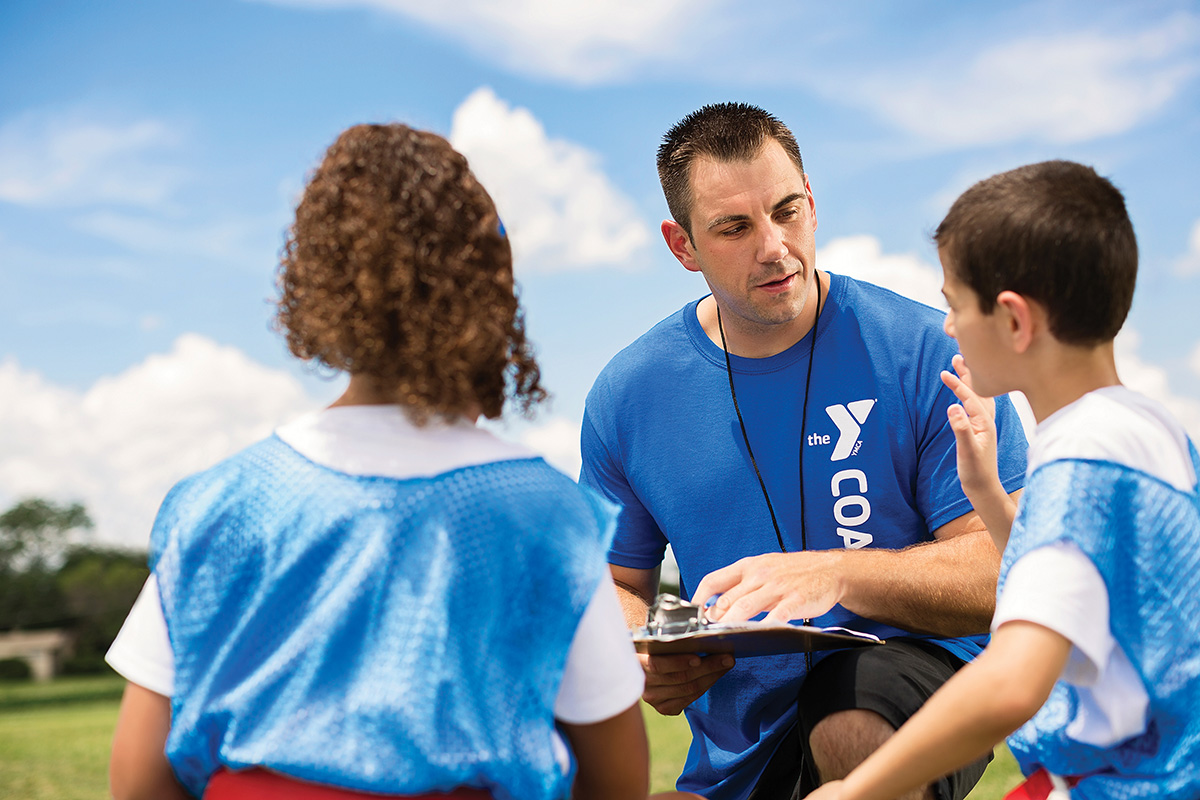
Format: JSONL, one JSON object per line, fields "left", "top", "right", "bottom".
{"left": 662, "top": 138, "right": 819, "bottom": 352}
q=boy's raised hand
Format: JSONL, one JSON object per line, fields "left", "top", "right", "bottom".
{"left": 940, "top": 355, "right": 999, "bottom": 498}
{"left": 941, "top": 354, "right": 1016, "bottom": 548}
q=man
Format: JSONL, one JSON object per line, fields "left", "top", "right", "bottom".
{"left": 579, "top": 103, "right": 1028, "bottom": 800}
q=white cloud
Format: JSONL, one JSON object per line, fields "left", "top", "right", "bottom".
{"left": 251, "top": 0, "right": 715, "bottom": 83}
{"left": 845, "top": 15, "right": 1199, "bottom": 147}
{"left": 72, "top": 210, "right": 278, "bottom": 269}
{"left": 0, "top": 336, "right": 319, "bottom": 551}
{"left": 1117, "top": 328, "right": 1200, "bottom": 441}
{"left": 817, "top": 235, "right": 1046, "bottom": 434}
{"left": 818, "top": 235, "right": 946, "bottom": 311}
{"left": 0, "top": 108, "right": 186, "bottom": 208}
{"left": 1176, "top": 218, "right": 1200, "bottom": 275}
{"left": 516, "top": 416, "right": 582, "bottom": 478}
{"left": 820, "top": 236, "right": 1200, "bottom": 440}
{"left": 450, "top": 87, "right": 651, "bottom": 273}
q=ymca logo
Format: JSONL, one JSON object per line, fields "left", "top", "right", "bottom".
{"left": 823, "top": 399, "right": 876, "bottom": 461}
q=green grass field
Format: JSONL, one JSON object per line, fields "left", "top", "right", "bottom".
{"left": 0, "top": 675, "right": 1021, "bottom": 798}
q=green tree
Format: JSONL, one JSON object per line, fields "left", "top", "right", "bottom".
{"left": 57, "top": 547, "right": 149, "bottom": 671}
{"left": 0, "top": 498, "right": 93, "bottom": 572}
{"left": 0, "top": 498, "right": 93, "bottom": 631}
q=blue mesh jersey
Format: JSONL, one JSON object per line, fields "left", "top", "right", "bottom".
{"left": 580, "top": 272, "right": 1028, "bottom": 800}
{"left": 150, "top": 435, "right": 616, "bottom": 800}
{"left": 1000, "top": 445, "right": 1200, "bottom": 800}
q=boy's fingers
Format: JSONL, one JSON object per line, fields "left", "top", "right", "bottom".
{"left": 952, "top": 354, "right": 972, "bottom": 385}
{"left": 942, "top": 370, "right": 993, "bottom": 422}
{"left": 947, "top": 404, "right": 976, "bottom": 442}
{"left": 941, "top": 370, "right": 977, "bottom": 408}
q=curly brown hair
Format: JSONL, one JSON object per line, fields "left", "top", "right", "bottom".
{"left": 276, "top": 123, "right": 545, "bottom": 422}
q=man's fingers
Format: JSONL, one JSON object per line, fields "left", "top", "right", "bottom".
{"left": 692, "top": 565, "right": 742, "bottom": 612}
{"left": 646, "top": 653, "right": 734, "bottom": 682}
{"left": 696, "top": 564, "right": 760, "bottom": 622}
{"left": 706, "top": 580, "right": 777, "bottom": 623}
{"left": 763, "top": 602, "right": 811, "bottom": 624}
{"left": 642, "top": 655, "right": 735, "bottom": 715}
{"left": 643, "top": 653, "right": 703, "bottom": 676}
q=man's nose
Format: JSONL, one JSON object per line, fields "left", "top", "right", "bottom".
{"left": 757, "top": 223, "right": 788, "bottom": 263}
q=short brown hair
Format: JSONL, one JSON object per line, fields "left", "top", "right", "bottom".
{"left": 276, "top": 123, "right": 545, "bottom": 421}
{"left": 935, "top": 160, "right": 1137, "bottom": 346}
{"left": 657, "top": 102, "right": 805, "bottom": 239}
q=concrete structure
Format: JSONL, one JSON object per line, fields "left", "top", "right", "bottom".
{"left": 0, "top": 629, "right": 73, "bottom": 682}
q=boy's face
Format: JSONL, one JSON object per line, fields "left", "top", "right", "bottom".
{"left": 939, "top": 249, "right": 1014, "bottom": 398}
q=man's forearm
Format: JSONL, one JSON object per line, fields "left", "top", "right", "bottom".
{"left": 613, "top": 579, "right": 653, "bottom": 630}
{"left": 609, "top": 564, "right": 660, "bottom": 630}
{"left": 837, "top": 529, "right": 999, "bottom": 637}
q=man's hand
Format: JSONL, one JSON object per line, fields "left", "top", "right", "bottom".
{"left": 641, "top": 652, "right": 735, "bottom": 716}
{"left": 608, "top": 565, "right": 733, "bottom": 715}
{"left": 692, "top": 550, "right": 845, "bottom": 625}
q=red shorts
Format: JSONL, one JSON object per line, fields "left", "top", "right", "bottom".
{"left": 204, "top": 768, "right": 493, "bottom": 800}
{"left": 1004, "top": 769, "right": 1080, "bottom": 800}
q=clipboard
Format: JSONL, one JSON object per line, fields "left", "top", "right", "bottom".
{"left": 631, "top": 593, "right": 884, "bottom": 657}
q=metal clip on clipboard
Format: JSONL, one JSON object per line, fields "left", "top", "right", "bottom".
{"left": 644, "top": 593, "right": 709, "bottom": 636}
{"left": 632, "top": 593, "right": 884, "bottom": 657}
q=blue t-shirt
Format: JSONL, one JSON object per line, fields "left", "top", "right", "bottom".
{"left": 580, "top": 272, "right": 1028, "bottom": 800}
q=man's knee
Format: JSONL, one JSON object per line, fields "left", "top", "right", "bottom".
{"left": 807, "top": 708, "right": 895, "bottom": 781}
{"left": 807, "top": 710, "right": 935, "bottom": 800}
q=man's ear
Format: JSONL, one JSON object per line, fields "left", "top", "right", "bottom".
{"left": 661, "top": 219, "right": 701, "bottom": 273}
{"left": 803, "top": 174, "right": 817, "bottom": 233}
{"left": 995, "top": 290, "right": 1038, "bottom": 353}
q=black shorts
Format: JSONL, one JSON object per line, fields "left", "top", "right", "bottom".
{"left": 748, "top": 639, "right": 991, "bottom": 800}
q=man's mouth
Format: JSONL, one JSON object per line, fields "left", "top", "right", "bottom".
{"left": 758, "top": 273, "right": 796, "bottom": 293}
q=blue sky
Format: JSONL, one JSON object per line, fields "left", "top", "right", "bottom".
{"left": 2, "top": 0, "right": 1199, "bottom": 549}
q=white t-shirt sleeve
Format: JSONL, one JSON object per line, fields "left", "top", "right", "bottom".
{"left": 105, "top": 572, "right": 645, "bottom": 724}
{"left": 994, "top": 542, "right": 1149, "bottom": 746}
{"left": 554, "top": 574, "right": 645, "bottom": 724}
{"left": 993, "top": 543, "right": 1111, "bottom": 683}
{"left": 105, "top": 574, "right": 174, "bottom": 697}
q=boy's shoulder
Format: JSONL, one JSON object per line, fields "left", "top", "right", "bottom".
{"left": 1029, "top": 386, "right": 1195, "bottom": 491}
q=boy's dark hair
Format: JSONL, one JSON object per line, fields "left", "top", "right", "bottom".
{"left": 657, "top": 102, "right": 805, "bottom": 239}
{"left": 935, "top": 160, "right": 1137, "bottom": 346}
{"left": 276, "top": 123, "right": 545, "bottom": 422}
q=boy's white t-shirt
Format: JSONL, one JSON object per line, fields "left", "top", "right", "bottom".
{"left": 992, "top": 385, "right": 1196, "bottom": 747}
{"left": 106, "top": 406, "right": 644, "bottom": 730}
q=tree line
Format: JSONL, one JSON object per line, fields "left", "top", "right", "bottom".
{"left": 0, "top": 498, "right": 148, "bottom": 677}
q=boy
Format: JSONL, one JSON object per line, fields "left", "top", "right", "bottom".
{"left": 105, "top": 124, "right": 700, "bottom": 800}
{"left": 807, "top": 160, "right": 1200, "bottom": 799}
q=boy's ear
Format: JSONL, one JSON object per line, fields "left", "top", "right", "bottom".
{"left": 662, "top": 219, "right": 701, "bottom": 273}
{"left": 995, "top": 290, "right": 1038, "bottom": 353}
